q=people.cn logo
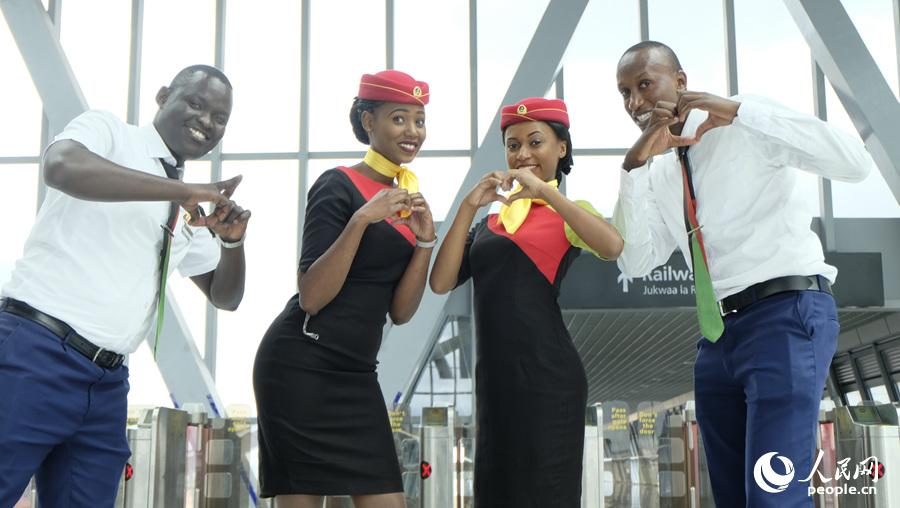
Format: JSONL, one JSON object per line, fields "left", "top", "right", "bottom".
{"left": 754, "top": 452, "right": 796, "bottom": 493}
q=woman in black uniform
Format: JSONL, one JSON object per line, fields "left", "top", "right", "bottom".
{"left": 254, "top": 70, "right": 437, "bottom": 508}
{"left": 430, "top": 97, "right": 624, "bottom": 507}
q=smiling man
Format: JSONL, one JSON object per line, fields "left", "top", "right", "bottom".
{"left": 611, "top": 41, "right": 874, "bottom": 506}
{"left": 0, "top": 65, "right": 250, "bottom": 507}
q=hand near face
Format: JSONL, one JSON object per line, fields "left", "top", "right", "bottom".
{"left": 355, "top": 188, "right": 411, "bottom": 224}
{"left": 676, "top": 91, "right": 740, "bottom": 140}
{"left": 464, "top": 171, "right": 510, "bottom": 209}
{"left": 503, "top": 168, "right": 553, "bottom": 202}
{"left": 390, "top": 192, "right": 436, "bottom": 241}
{"left": 623, "top": 101, "right": 696, "bottom": 171}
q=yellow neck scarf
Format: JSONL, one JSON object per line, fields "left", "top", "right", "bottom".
{"left": 364, "top": 148, "right": 419, "bottom": 218}
{"left": 497, "top": 179, "right": 558, "bottom": 234}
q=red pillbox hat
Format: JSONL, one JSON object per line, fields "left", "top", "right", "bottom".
{"left": 500, "top": 97, "right": 569, "bottom": 130}
{"left": 358, "top": 70, "right": 429, "bottom": 106}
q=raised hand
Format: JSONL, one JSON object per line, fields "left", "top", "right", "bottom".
{"left": 676, "top": 91, "right": 740, "bottom": 140}
{"left": 503, "top": 168, "right": 553, "bottom": 202}
{"left": 181, "top": 175, "right": 243, "bottom": 226}
{"left": 354, "top": 188, "right": 411, "bottom": 224}
{"left": 205, "top": 199, "right": 252, "bottom": 242}
{"left": 464, "top": 171, "right": 510, "bottom": 209}
{"left": 623, "top": 101, "right": 696, "bottom": 171}
{"left": 391, "top": 192, "right": 436, "bottom": 242}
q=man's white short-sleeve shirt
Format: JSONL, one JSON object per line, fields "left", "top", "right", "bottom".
{"left": 2, "top": 110, "right": 220, "bottom": 353}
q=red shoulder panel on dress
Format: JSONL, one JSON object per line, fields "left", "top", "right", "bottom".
{"left": 487, "top": 206, "right": 570, "bottom": 283}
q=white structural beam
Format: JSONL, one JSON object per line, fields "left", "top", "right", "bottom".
{"left": 784, "top": 0, "right": 900, "bottom": 204}
{"left": 377, "top": 0, "right": 591, "bottom": 405}
{"left": 1, "top": 0, "right": 87, "bottom": 133}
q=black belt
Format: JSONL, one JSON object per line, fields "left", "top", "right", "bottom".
{"left": 0, "top": 298, "right": 125, "bottom": 369}
{"left": 718, "top": 275, "right": 832, "bottom": 316}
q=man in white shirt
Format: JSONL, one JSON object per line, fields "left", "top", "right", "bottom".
{"left": 612, "top": 41, "right": 873, "bottom": 507}
{"left": 0, "top": 65, "right": 250, "bottom": 507}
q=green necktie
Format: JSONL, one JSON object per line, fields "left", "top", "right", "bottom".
{"left": 154, "top": 159, "right": 182, "bottom": 358}
{"left": 677, "top": 147, "right": 724, "bottom": 341}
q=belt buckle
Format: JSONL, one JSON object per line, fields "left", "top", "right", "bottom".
{"left": 718, "top": 300, "right": 738, "bottom": 317}
{"left": 92, "top": 347, "right": 105, "bottom": 363}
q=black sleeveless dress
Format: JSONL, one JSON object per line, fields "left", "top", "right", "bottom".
{"left": 457, "top": 205, "right": 588, "bottom": 507}
{"left": 253, "top": 167, "right": 415, "bottom": 496}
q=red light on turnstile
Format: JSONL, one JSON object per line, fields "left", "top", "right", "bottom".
{"left": 420, "top": 461, "right": 432, "bottom": 479}
{"left": 869, "top": 462, "right": 885, "bottom": 480}
{"left": 125, "top": 463, "right": 134, "bottom": 481}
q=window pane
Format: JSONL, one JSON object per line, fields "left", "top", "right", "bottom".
{"left": 735, "top": 0, "right": 813, "bottom": 114}
{"left": 840, "top": 0, "right": 899, "bottom": 95}
{"left": 61, "top": 0, "right": 131, "bottom": 117}
{"left": 217, "top": 160, "right": 299, "bottom": 412}
{"left": 416, "top": 157, "right": 470, "bottom": 221}
{"left": 649, "top": 0, "right": 727, "bottom": 96}
{"left": 869, "top": 384, "right": 890, "bottom": 404}
{"left": 565, "top": 0, "right": 640, "bottom": 149}
{"left": 394, "top": 0, "right": 470, "bottom": 150}
{"left": 826, "top": 83, "right": 900, "bottom": 218}
{"left": 127, "top": 342, "right": 176, "bottom": 407}
{"left": 0, "top": 166, "right": 38, "bottom": 286}
{"left": 139, "top": 0, "right": 216, "bottom": 126}
{"left": 223, "top": 0, "right": 301, "bottom": 153}
{"left": 0, "top": 12, "right": 42, "bottom": 156}
{"left": 476, "top": 0, "right": 550, "bottom": 143}
{"left": 308, "top": 0, "right": 385, "bottom": 152}
{"left": 563, "top": 155, "right": 623, "bottom": 217}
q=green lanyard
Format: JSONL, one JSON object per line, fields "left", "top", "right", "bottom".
{"left": 154, "top": 160, "right": 182, "bottom": 357}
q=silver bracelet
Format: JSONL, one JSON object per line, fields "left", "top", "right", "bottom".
{"left": 416, "top": 236, "right": 438, "bottom": 249}
{"left": 217, "top": 233, "right": 246, "bottom": 249}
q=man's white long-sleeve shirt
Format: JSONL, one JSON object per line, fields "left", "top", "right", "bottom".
{"left": 612, "top": 94, "right": 875, "bottom": 301}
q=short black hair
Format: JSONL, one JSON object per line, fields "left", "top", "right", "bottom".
{"left": 349, "top": 97, "right": 383, "bottom": 144}
{"left": 501, "top": 120, "right": 574, "bottom": 182}
{"left": 169, "top": 65, "right": 232, "bottom": 91}
{"left": 620, "top": 40, "right": 683, "bottom": 71}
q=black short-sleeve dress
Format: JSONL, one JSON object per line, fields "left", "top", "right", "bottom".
{"left": 253, "top": 167, "right": 416, "bottom": 496}
{"left": 458, "top": 204, "right": 589, "bottom": 507}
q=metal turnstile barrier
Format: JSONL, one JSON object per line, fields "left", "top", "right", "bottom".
{"left": 420, "top": 406, "right": 455, "bottom": 508}
{"left": 122, "top": 407, "right": 188, "bottom": 507}
{"left": 658, "top": 410, "right": 689, "bottom": 507}
{"left": 114, "top": 406, "right": 259, "bottom": 508}
{"left": 582, "top": 403, "right": 604, "bottom": 508}
{"left": 601, "top": 400, "right": 632, "bottom": 506}
{"left": 833, "top": 403, "right": 899, "bottom": 507}
{"left": 204, "top": 417, "right": 251, "bottom": 507}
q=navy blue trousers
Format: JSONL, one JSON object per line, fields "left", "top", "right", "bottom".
{"left": 694, "top": 289, "right": 838, "bottom": 507}
{"left": 0, "top": 312, "right": 130, "bottom": 508}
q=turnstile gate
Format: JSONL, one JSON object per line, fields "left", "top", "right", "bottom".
{"left": 420, "top": 406, "right": 455, "bottom": 508}
{"left": 582, "top": 404, "right": 604, "bottom": 508}
{"left": 833, "top": 403, "right": 899, "bottom": 507}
